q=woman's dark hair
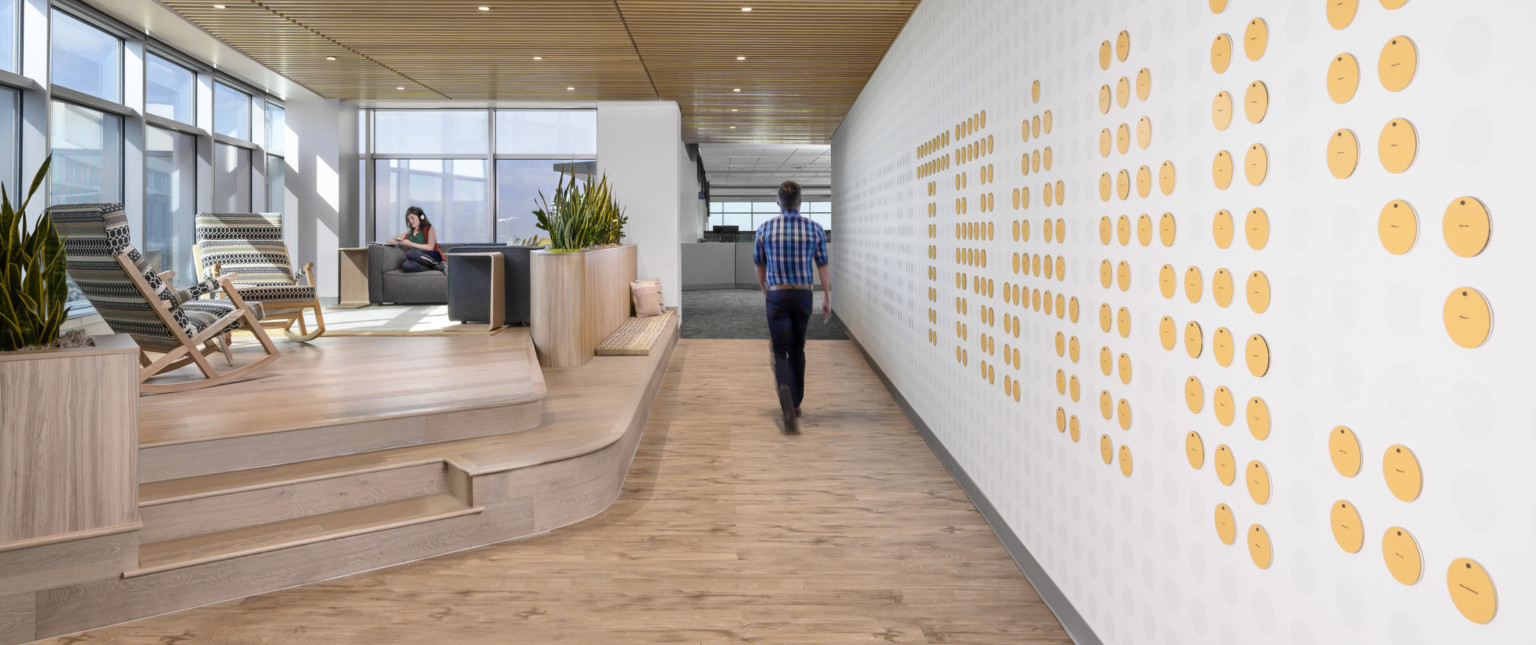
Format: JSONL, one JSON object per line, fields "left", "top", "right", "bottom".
{"left": 404, "top": 206, "right": 432, "bottom": 233}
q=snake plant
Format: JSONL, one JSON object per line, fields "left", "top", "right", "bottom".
{"left": 0, "top": 157, "right": 69, "bottom": 351}
{"left": 533, "top": 165, "right": 627, "bottom": 251}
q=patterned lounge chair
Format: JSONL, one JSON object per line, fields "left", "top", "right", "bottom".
{"left": 193, "top": 212, "right": 325, "bottom": 342}
{"left": 50, "top": 203, "right": 280, "bottom": 394}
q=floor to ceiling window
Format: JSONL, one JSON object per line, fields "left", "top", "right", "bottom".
{"left": 213, "top": 82, "right": 253, "bottom": 211}
{"left": 707, "top": 200, "right": 833, "bottom": 232}
{"left": 0, "top": 0, "right": 16, "bottom": 74}
{"left": 144, "top": 127, "right": 196, "bottom": 283}
{"left": 0, "top": 86, "right": 17, "bottom": 194}
{"left": 266, "top": 102, "right": 285, "bottom": 215}
{"left": 49, "top": 10, "right": 119, "bottom": 103}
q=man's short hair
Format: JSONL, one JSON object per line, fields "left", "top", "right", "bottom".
{"left": 777, "top": 181, "right": 802, "bottom": 211}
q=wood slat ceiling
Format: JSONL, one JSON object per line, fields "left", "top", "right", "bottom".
{"left": 154, "top": 0, "right": 918, "bottom": 143}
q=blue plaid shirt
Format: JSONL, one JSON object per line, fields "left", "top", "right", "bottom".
{"left": 753, "top": 210, "right": 829, "bottom": 286}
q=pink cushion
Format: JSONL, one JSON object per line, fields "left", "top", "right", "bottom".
{"left": 631, "top": 279, "right": 663, "bottom": 317}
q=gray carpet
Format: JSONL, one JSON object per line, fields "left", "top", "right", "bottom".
{"left": 680, "top": 289, "right": 848, "bottom": 340}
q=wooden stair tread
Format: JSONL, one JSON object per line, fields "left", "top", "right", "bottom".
{"left": 130, "top": 493, "right": 481, "bottom": 577}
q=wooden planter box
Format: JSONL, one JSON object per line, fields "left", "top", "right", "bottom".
{"left": 0, "top": 334, "right": 140, "bottom": 600}
{"left": 530, "top": 245, "right": 637, "bottom": 367}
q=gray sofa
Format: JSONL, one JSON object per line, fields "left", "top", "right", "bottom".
{"left": 446, "top": 245, "right": 539, "bottom": 325}
{"left": 367, "top": 243, "right": 452, "bottom": 305}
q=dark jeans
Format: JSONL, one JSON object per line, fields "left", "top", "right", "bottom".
{"left": 401, "top": 249, "right": 443, "bottom": 273}
{"left": 765, "top": 289, "right": 813, "bottom": 408}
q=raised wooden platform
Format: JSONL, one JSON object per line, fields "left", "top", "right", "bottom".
{"left": 3, "top": 316, "right": 678, "bottom": 645}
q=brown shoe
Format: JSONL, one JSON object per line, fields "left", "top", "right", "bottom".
{"left": 778, "top": 384, "right": 799, "bottom": 433}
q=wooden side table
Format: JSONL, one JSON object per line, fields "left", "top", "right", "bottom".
{"left": 443, "top": 252, "right": 505, "bottom": 333}
{"left": 337, "top": 247, "right": 369, "bottom": 308}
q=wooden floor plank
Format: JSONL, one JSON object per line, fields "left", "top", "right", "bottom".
{"left": 42, "top": 339, "right": 1071, "bottom": 644}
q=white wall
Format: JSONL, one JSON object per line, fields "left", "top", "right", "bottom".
{"left": 598, "top": 101, "right": 684, "bottom": 309}
{"left": 834, "top": 1, "right": 1535, "bottom": 644}
{"left": 679, "top": 143, "right": 705, "bottom": 243}
{"left": 283, "top": 99, "right": 348, "bottom": 300}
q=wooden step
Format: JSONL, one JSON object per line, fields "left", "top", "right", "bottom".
{"left": 128, "top": 494, "right": 482, "bottom": 578}
{"left": 138, "top": 461, "right": 455, "bottom": 543}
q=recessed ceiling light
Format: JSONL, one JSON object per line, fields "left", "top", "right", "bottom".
{"left": 730, "top": 126, "right": 736, "bottom": 129}
{"left": 532, "top": 56, "right": 542, "bottom": 60}
{"left": 396, "top": 86, "right": 405, "bottom": 90}
{"left": 730, "top": 109, "right": 738, "bottom": 112}
{"left": 741, "top": 7, "right": 752, "bottom": 11}
{"left": 733, "top": 88, "right": 741, "bottom": 92}
{"left": 478, "top": 6, "right": 490, "bottom": 10}
{"left": 567, "top": 87, "right": 575, "bottom": 91}
{"left": 736, "top": 56, "right": 746, "bottom": 60}
{"left": 325, "top": 56, "right": 337, "bottom": 61}
{"left": 213, "top": 4, "right": 226, "bottom": 8}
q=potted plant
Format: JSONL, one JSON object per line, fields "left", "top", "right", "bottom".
{"left": 0, "top": 157, "right": 73, "bottom": 351}
{"left": 533, "top": 165, "right": 628, "bottom": 251}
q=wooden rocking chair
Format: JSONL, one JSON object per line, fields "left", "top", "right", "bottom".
{"left": 193, "top": 212, "right": 325, "bottom": 342}
{"left": 50, "top": 203, "right": 280, "bottom": 394}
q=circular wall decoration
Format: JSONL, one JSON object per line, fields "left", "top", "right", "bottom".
{"left": 1212, "top": 34, "right": 1232, "bottom": 73}
{"left": 1244, "top": 18, "right": 1268, "bottom": 61}
{"left": 1246, "top": 334, "right": 1271, "bottom": 377}
{"left": 1382, "top": 527, "right": 1423, "bottom": 585}
{"left": 1099, "top": 346, "right": 1114, "bottom": 377}
{"left": 1137, "top": 214, "right": 1153, "bottom": 247}
{"left": 1186, "top": 376, "right": 1205, "bottom": 413}
{"left": 1137, "top": 117, "right": 1152, "bottom": 149}
{"left": 1215, "top": 504, "right": 1237, "bottom": 545}
{"left": 1099, "top": 129, "right": 1112, "bottom": 158}
{"left": 1331, "top": 500, "right": 1365, "bottom": 553}
{"left": 1099, "top": 173, "right": 1112, "bottom": 201}
{"left": 1099, "top": 40, "right": 1113, "bottom": 70}
{"left": 1381, "top": 0, "right": 1409, "bottom": 8}
{"left": 1159, "top": 161, "right": 1176, "bottom": 195}
{"left": 1213, "top": 209, "right": 1235, "bottom": 249}
{"left": 1213, "top": 327, "right": 1235, "bottom": 367}
{"left": 1213, "top": 150, "right": 1234, "bottom": 189}
{"left": 1379, "top": 118, "right": 1418, "bottom": 173}
{"left": 1244, "top": 81, "right": 1269, "bottom": 123}
{"left": 1116, "top": 76, "right": 1131, "bottom": 109}
{"left": 1099, "top": 85, "right": 1112, "bottom": 114}
{"left": 1443, "top": 287, "right": 1492, "bottom": 348}
{"left": 1043, "top": 110, "right": 1053, "bottom": 134}
{"left": 1069, "top": 416, "right": 1080, "bottom": 441}
{"left": 1328, "top": 54, "right": 1360, "bottom": 104}
{"left": 1246, "top": 208, "right": 1270, "bottom": 250}
{"left": 1248, "top": 525, "right": 1273, "bottom": 569}
{"left": 1328, "top": 0, "right": 1358, "bottom": 29}
{"left": 1210, "top": 0, "right": 1229, "bottom": 13}
{"left": 1098, "top": 216, "right": 1113, "bottom": 245}
{"left": 1118, "top": 445, "right": 1134, "bottom": 476}
{"left": 1327, "top": 129, "right": 1360, "bottom": 179}
{"left": 1245, "top": 144, "right": 1269, "bottom": 185}
{"left": 1214, "top": 385, "right": 1237, "bottom": 426}
{"left": 1043, "top": 147, "right": 1054, "bottom": 171}
{"left": 1117, "top": 261, "right": 1132, "bottom": 292}
{"left": 1247, "top": 271, "right": 1272, "bottom": 314}
{"left": 1117, "top": 169, "right": 1131, "bottom": 200}
{"left": 1032, "top": 80, "right": 1041, "bottom": 103}
{"left": 1383, "top": 444, "right": 1423, "bottom": 502}
{"left": 1099, "top": 303, "right": 1113, "bottom": 331}
{"left": 1215, "top": 445, "right": 1236, "bottom": 485}
{"left": 1160, "top": 212, "right": 1176, "bottom": 247}
{"left": 1117, "top": 398, "right": 1132, "bottom": 430}
{"left": 1246, "top": 396, "right": 1271, "bottom": 440}
{"left": 1331, "top": 426, "right": 1363, "bottom": 477}
{"left": 1246, "top": 461, "right": 1271, "bottom": 504}
{"left": 1213, "top": 268, "right": 1235, "bottom": 308}
{"left": 1185, "top": 267, "right": 1204, "bottom": 303}
{"left": 1159, "top": 264, "right": 1178, "bottom": 299}
{"left": 1443, "top": 196, "right": 1491, "bottom": 257}
{"left": 1116, "top": 307, "right": 1132, "bottom": 339}
{"left": 1116, "top": 30, "right": 1131, "bottom": 62}
{"left": 1379, "top": 36, "right": 1418, "bottom": 92}
{"left": 1054, "top": 180, "right": 1064, "bottom": 206}
{"left": 1136, "top": 165, "right": 1152, "bottom": 199}
{"left": 1136, "top": 68, "right": 1151, "bottom": 101}
{"left": 1055, "top": 218, "right": 1065, "bottom": 244}
{"left": 1117, "top": 123, "right": 1132, "bottom": 154}
{"left": 1379, "top": 200, "right": 1418, "bottom": 255}
{"left": 1213, "top": 92, "right": 1234, "bottom": 131}
{"left": 1185, "top": 321, "right": 1204, "bottom": 358}
{"left": 1100, "top": 434, "right": 1114, "bottom": 464}
{"left": 1447, "top": 558, "right": 1497, "bottom": 624}
{"left": 1160, "top": 316, "right": 1177, "bottom": 350}
{"left": 1187, "top": 431, "right": 1206, "bottom": 469}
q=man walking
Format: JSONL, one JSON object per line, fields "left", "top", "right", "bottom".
{"left": 754, "top": 181, "right": 831, "bottom": 433}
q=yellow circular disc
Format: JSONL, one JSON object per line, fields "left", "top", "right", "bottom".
{"left": 1213, "top": 209, "right": 1235, "bottom": 249}
{"left": 1117, "top": 399, "right": 1132, "bottom": 430}
{"left": 1244, "top": 81, "right": 1268, "bottom": 124}
{"left": 1213, "top": 327, "right": 1235, "bottom": 367}
{"left": 1032, "top": 149, "right": 1041, "bottom": 172}
{"left": 1100, "top": 434, "right": 1114, "bottom": 464}
{"left": 1246, "top": 334, "right": 1271, "bottom": 377}
{"left": 1215, "top": 445, "right": 1236, "bottom": 485}
{"left": 1447, "top": 558, "right": 1497, "bottom": 624}
{"left": 1185, "top": 266, "right": 1204, "bottom": 303}
{"left": 1116, "top": 76, "right": 1131, "bottom": 109}
{"left": 1245, "top": 208, "right": 1270, "bottom": 250}
{"left": 1185, "top": 321, "right": 1204, "bottom": 358}
{"left": 1331, "top": 426, "right": 1363, "bottom": 477}
{"left": 1056, "top": 406, "right": 1067, "bottom": 431}
{"left": 1331, "top": 501, "right": 1365, "bottom": 553}
{"left": 1117, "top": 307, "right": 1132, "bottom": 339}
{"left": 1137, "top": 116, "right": 1152, "bottom": 149}
{"left": 1099, "top": 346, "right": 1114, "bottom": 376}
{"left": 1159, "top": 161, "right": 1176, "bottom": 196}
{"left": 1383, "top": 444, "right": 1423, "bottom": 502}
{"left": 1245, "top": 143, "right": 1269, "bottom": 186}
{"left": 1212, "top": 92, "right": 1234, "bottom": 131}
{"left": 1382, "top": 527, "right": 1423, "bottom": 585}
{"left": 1043, "top": 219, "right": 1054, "bottom": 242}
{"left": 1212, "top": 268, "right": 1235, "bottom": 308}
{"left": 1247, "top": 271, "right": 1271, "bottom": 314}
{"left": 1069, "top": 415, "right": 1080, "bottom": 441}
{"left": 1328, "top": 129, "right": 1360, "bottom": 179}
{"left": 1379, "top": 118, "right": 1418, "bottom": 173}
{"left": 1056, "top": 218, "right": 1065, "bottom": 244}
{"left": 1247, "top": 461, "right": 1271, "bottom": 505}
{"left": 1328, "top": 0, "right": 1358, "bottom": 29}
{"left": 1211, "top": 34, "right": 1232, "bottom": 74}
{"left": 1043, "top": 110, "right": 1052, "bottom": 134}
{"left": 1379, "top": 36, "right": 1418, "bottom": 92}
{"left": 1136, "top": 68, "right": 1151, "bottom": 101}
{"left": 1328, "top": 53, "right": 1360, "bottom": 104}
{"left": 1213, "top": 150, "right": 1234, "bottom": 189}
{"left": 1210, "top": 0, "right": 1229, "bottom": 13}
{"left": 1160, "top": 316, "right": 1177, "bottom": 350}
{"left": 1137, "top": 214, "right": 1153, "bottom": 247}
{"left": 1055, "top": 332, "right": 1065, "bottom": 357}
{"left": 1099, "top": 128, "right": 1112, "bottom": 158}
{"left": 1117, "top": 214, "right": 1132, "bottom": 246}
{"left": 1054, "top": 180, "right": 1064, "bottom": 206}
{"left": 1246, "top": 396, "right": 1270, "bottom": 440}
{"left": 1215, "top": 503, "right": 1237, "bottom": 545}
{"left": 1099, "top": 260, "right": 1113, "bottom": 287}
{"left": 1099, "top": 216, "right": 1113, "bottom": 245}
{"left": 1378, "top": 199, "right": 1418, "bottom": 255}
{"left": 1214, "top": 385, "right": 1236, "bottom": 426}
{"left": 1159, "top": 212, "right": 1176, "bottom": 247}
{"left": 1069, "top": 373, "right": 1078, "bottom": 400}
{"left": 1159, "top": 264, "right": 1177, "bottom": 299}
{"left": 1099, "top": 303, "right": 1113, "bottom": 332}
{"left": 1099, "top": 85, "right": 1112, "bottom": 114}
{"left": 1099, "top": 40, "right": 1113, "bottom": 71}
{"left": 1381, "top": 0, "right": 1408, "bottom": 9}
{"left": 1117, "top": 169, "right": 1131, "bottom": 200}
{"left": 1116, "top": 30, "right": 1131, "bottom": 62}
{"left": 1186, "top": 376, "right": 1205, "bottom": 413}
{"left": 1187, "top": 431, "right": 1206, "bottom": 469}
{"left": 1098, "top": 172, "right": 1112, "bottom": 201}
{"left": 1443, "top": 196, "right": 1491, "bottom": 257}
{"left": 1118, "top": 445, "right": 1134, "bottom": 476}
{"left": 1249, "top": 525, "right": 1273, "bottom": 569}
{"left": 1117, "top": 123, "right": 1131, "bottom": 154}
{"left": 1136, "top": 165, "right": 1152, "bottom": 199}
{"left": 1043, "top": 147, "right": 1053, "bottom": 170}
{"left": 1244, "top": 18, "right": 1268, "bottom": 61}
{"left": 1443, "top": 287, "right": 1492, "bottom": 349}
{"left": 1032, "top": 80, "right": 1041, "bottom": 103}
{"left": 1069, "top": 335, "right": 1080, "bottom": 360}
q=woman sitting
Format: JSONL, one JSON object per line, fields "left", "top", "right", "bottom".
{"left": 389, "top": 206, "right": 444, "bottom": 272}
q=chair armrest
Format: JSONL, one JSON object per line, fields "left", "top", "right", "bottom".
{"left": 158, "top": 269, "right": 176, "bottom": 281}
{"left": 298, "top": 261, "right": 316, "bottom": 286}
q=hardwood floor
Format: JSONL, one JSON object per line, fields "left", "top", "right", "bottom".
{"left": 38, "top": 340, "right": 1071, "bottom": 644}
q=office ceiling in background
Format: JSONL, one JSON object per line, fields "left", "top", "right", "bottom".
{"left": 147, "top": 0, "right": 919, "bottom": 144}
